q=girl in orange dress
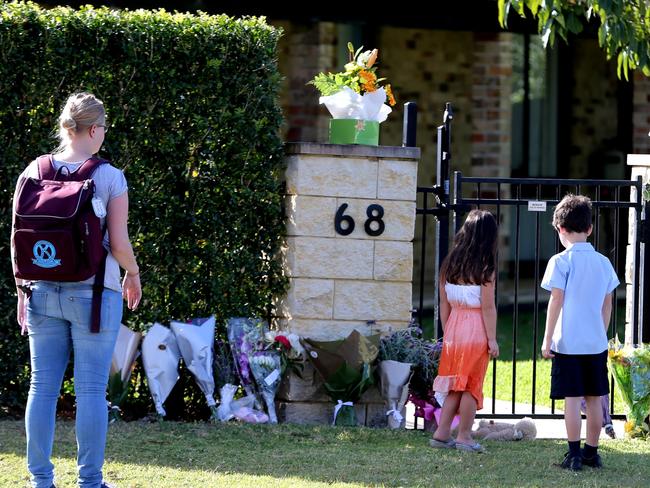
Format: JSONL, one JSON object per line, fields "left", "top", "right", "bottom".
{"left": 430, "top": 209, "right": 499, "bottom": 452}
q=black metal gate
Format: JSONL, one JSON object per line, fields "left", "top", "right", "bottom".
{"left": 415, "top": 104, "right": 648, "bottom": 419}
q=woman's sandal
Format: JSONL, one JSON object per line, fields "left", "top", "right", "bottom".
{"left": 429, "top": 438, "right": 456, "bottom": 449}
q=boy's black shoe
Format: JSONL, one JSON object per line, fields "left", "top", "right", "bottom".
{"left": 560, "top": 451, "right": 582, "bottom": 471}
{"left": 581, "top": 453, "right": 603, "bottom": 468}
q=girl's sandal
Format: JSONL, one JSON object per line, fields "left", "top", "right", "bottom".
{"left": 429, "top": 438, "right": 456, "bottom": 449}
{"left": 455, "top": 441, "right": 485, "bottom": 453}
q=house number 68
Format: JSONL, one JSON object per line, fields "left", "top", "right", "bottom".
{"left": 334, "top": 203, "right": 385, "bottom": 237}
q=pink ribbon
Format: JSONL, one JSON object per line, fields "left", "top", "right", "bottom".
{"left": 409, "top": 394, "right": 460, "bottom": 428}
{"left": 409, "top": 395, "right": 436, "bottom": 421}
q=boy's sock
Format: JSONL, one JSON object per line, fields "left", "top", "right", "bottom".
{"left": 582, "top": 443, "right": 603, "bottom": 468}
{"left": 568, "top": 440, "right": 581, "bottom": 457}
{"left": 583, "top": 443, "right": 598, "bottom": 458}
{"left": 560, "top": 441, "right": 583, "bottom": 471}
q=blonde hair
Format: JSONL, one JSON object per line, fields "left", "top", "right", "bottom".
{"left": 56, "top": 92, "right": 105, "bottom": 150}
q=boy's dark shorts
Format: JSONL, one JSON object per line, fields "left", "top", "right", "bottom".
{"left": 550, "top": 350, "right": 609, "bottom": 399}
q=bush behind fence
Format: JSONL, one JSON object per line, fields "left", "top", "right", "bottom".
{"left": 0, "top": 2, "right": 287, "bottom": 418}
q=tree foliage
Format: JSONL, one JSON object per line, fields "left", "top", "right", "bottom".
{"left": 499, "top": 0, "right": 650, "bottom": 79}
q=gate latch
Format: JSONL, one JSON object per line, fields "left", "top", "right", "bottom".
{"left": 431, "top": 184, "right": 446, "bottom": 207}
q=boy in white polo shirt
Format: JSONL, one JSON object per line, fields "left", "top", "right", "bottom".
{"left": 541, "top": 194, "right": 619, "bottom": 471}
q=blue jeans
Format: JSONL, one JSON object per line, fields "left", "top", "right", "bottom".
{"left": 25, "top": 282, "right": 122, "bottom": 488}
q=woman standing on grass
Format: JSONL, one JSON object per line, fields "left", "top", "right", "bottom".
{"left": 12, "top": 92, "right": 141, "bottom": 488}
{"left": 429, "top": 209, "right": 500, "bottom": 452}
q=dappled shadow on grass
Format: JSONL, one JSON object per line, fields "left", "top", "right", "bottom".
{"left": 2, "top": 420, "right": 650, "bottom": 487}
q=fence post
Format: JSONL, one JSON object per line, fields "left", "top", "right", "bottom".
{"left": 642, "top": 200, "right": 650, "bottom": 343}
{"left": 402, "top": 102, "right": 418, "bottom": 147}
{"left": 433, "top": 103, "right": 453, "bottom": 339}
{"left": 626, "top": 155, "right": 650, "bottom": 345}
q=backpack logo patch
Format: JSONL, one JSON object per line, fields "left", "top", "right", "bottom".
{"left": 32, "top": 240, "right": 61, "bottom": 268}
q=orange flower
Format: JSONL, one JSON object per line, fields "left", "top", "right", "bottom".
{"left": 385, "top": 84, "right": 396, "bottom": 106}
{"left": 359, "top": 69, "right": 377, "bottom": 92}
{"left": 310, "top": 43, "right": 395, "bottom": 108}
{"left": 359, "top": 69, "right": 376, "bottom": 82}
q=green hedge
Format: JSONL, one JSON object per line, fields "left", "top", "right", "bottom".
{"left": 0, "top": 2, "right": 287, "bottom": 417}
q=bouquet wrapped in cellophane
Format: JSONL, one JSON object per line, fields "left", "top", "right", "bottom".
{"left": 227, "top": 318, "right": 298, "bottom": 423}
{"left": 249, "top": 351, "right": 282, "bottom": 423}
{"left": 213, "top": 338, "right": 239, "bottom": 422}
{"left": 377, "top": 327, "right": 423, "bottom": 429}
{"left": 608, "top": 337, "right": 650, "bottom": 438}
{"left": 226, "top": 317, "right": 266, "bottom": 409}
{"left": 301, "top": 330, "right": 379, "bottom": 426}
{"left": 264, "top": 330, "right": 305, "bottom": 379}
{"left": 108, "top": 324, "right": 142, "bottom": 422}
{"left": 170, "top": 316, "right": 218, "bottom": 420}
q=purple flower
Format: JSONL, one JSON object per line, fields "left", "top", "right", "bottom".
{"left": 239, "top": 353, "right": 251, "bottom": 382}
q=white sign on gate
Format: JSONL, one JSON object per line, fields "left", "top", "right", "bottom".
{"left": 527, "top": 201, "right": 547, "bottom": 212}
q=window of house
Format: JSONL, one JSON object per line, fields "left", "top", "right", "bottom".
{"left": 511, "top": 33, "right": 558, "bottom": 178}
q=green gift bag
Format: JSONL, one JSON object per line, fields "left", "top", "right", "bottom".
{"left": 329, "top": 119, "right": 379, "bottom": 146}
{"left": 333, "top": 401, "right": 357, "bottom": 426}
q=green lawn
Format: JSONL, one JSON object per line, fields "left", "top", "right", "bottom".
{"left": 1, "top": 420, "right": 649, "bottom": 487}
{"left": 422, "top": 306, "right": 627, "bottom": 413}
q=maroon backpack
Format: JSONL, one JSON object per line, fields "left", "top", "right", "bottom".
{"left": 13, "top": 154, "right": 109, "bottom": 332}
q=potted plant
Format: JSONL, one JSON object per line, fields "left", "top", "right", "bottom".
{"left": 309, "top": 43, "right": 396, "bottom": 145}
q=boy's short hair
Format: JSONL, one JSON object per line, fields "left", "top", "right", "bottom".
{"left": 553, "top": 194, "right": 592, "bottom": 233}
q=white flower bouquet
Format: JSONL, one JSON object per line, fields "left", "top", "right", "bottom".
{"left": 249, "top": 351, "right": 282, "bottom": 424}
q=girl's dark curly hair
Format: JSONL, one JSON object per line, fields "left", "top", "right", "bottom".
{"left": 440, "top": 209, "right": 498, "bottom": 286}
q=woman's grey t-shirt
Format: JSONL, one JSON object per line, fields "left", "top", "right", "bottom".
{"left": 19, "top": 158, "right": 129, "bottom": 292}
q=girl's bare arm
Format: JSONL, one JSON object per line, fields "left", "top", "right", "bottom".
{"left": 439, "top": 277, "right": 451, "bottom": 331}
{"left": 481, "top": 279, "right": 499, "bottom": 358}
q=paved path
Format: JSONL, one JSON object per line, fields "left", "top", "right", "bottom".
{"left": 405, "top": 398, "right": 625, "bottom": 439}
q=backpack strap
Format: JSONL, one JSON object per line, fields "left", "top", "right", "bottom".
{"left": 71, "top": 157, "right": 109, "bottom": 181}
{"left": 78, "top": 156, "right": 109, "bottom": 332}
{"left": 36, "top": 155, "right": 56, "bottom": 180}
{"left": 90, "top": 247, "right": 108, "bottom": 333}
{"left": 36, "top": 154, "right": 109, "bottom": 181}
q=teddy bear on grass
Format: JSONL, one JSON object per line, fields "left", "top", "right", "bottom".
{"left": 471, "top": 417, "right": 537, "bottom": 441}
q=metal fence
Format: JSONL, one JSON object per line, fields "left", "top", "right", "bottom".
{"left": 412, "top": 104, "right": 647, "bottom": 420}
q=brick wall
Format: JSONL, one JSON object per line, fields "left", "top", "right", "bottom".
{"left": 633, "top": 72, "right": 650, "bottom": 154}
{"left": 378, "top": 28, "right": 515, "bottom": 303}
{"left": 277, "top": 24, "right": 515, "bottom": 185}
{"left": 378, "top": 28, "right": 474, "bottom": 185}
{"left": 470, "top": 32, "right": 513, "bottom": 179}
{"left": 273, "top": 21, "right": 337, "bottom": 143}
